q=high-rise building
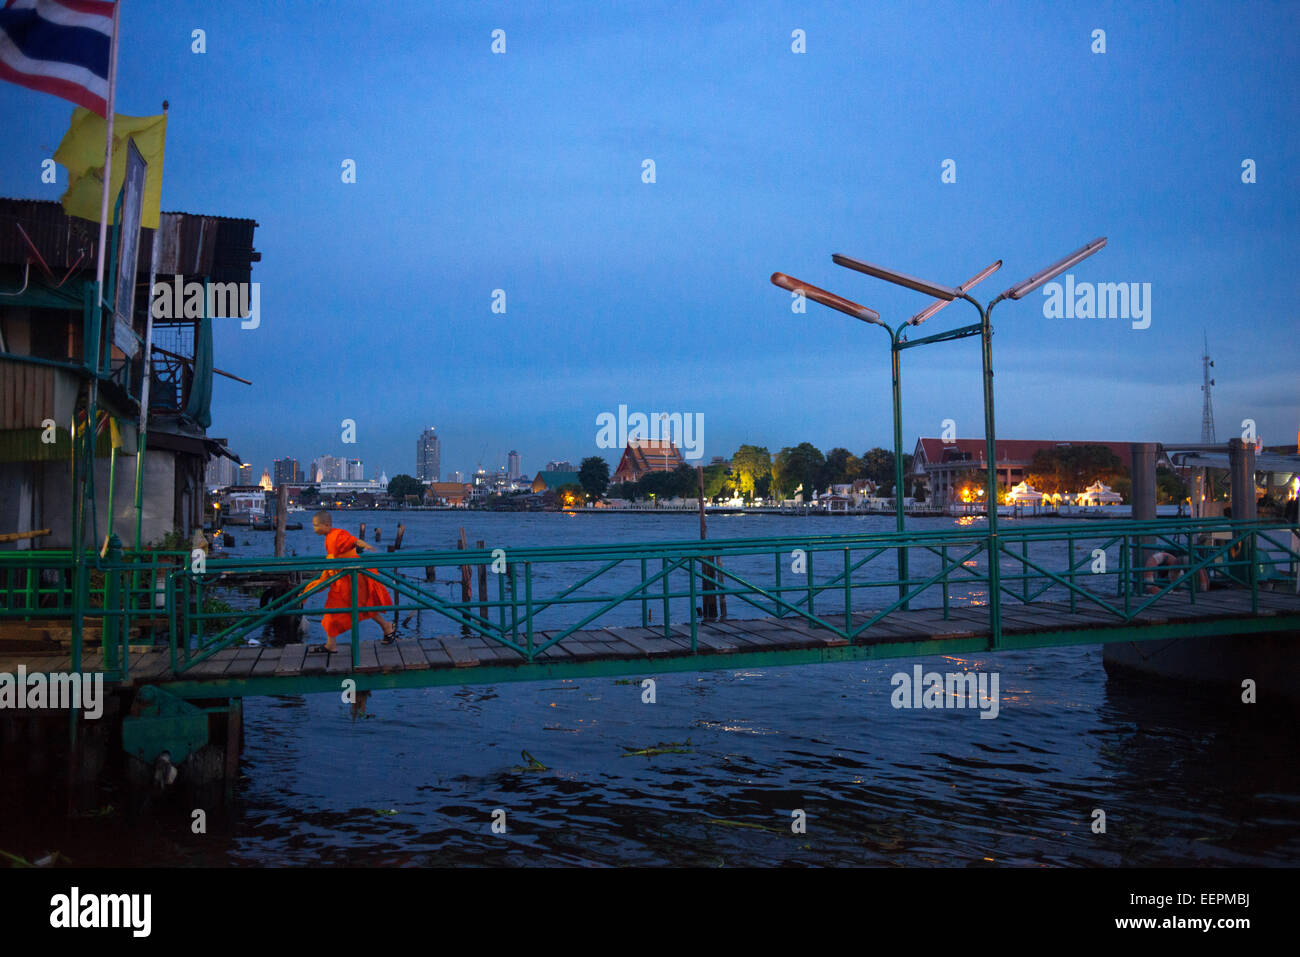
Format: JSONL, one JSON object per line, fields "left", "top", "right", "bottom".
{"left": 205, "top": 455, "right": 238, "bottom": 489}
{"left": 345, "top": 457, "right": 364, "bottom": 481}
{"left": 236, "top": 462, "right": 255, "bottom": 485}
{"left": 507, "top": 450, "right": 521, "bottom": 480}
{"left": 449, "top": 470, "right": 464, "bottom": 483}
{"left": 273, "top": 457, "right": 303, "bottom": 485}
{"left": 311, "top": 454, "right": 347, "bottom": 482}
{"left": 417, "top": 427, "right": 441, "bottom": 483}
{"left": 546, "top": 459, "right": 575, "bottom": 472}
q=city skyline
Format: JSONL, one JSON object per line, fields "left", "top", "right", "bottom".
{"left": 4, "top": 1, "right": 1295, "bottom": 485}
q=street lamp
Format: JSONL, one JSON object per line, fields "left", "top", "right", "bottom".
{"left": 830, "top": 238, "right": 1107, "bottom": 639}
{"left": 769, "top": 261, "right": 1001, "bottom": 606}
{"left": 771, "top": 273, "right": 882, "bottom": 325}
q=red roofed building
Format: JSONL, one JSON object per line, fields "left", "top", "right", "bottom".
{"left": 611, "top": 439, "right": 686, "bottom": 484}
{"left": 912, "top": 438, "right": 1136, "bottom": 506}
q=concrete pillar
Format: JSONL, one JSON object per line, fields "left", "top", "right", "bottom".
{"left": 1130, "top": 443, "right": 1158, "bottom": 523}
{"left": 1227, "top": 438, "right": 1257, "bottom": 522}
{"left": 1130, "top": 443, "right": 1158, "bottom": 591}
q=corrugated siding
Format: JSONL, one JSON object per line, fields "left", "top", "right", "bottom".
{"left": 0, "top": 359, "right": 56, "bottom": 429}
{"left": 0, "top": 199, "right": 257, "bottom": 285}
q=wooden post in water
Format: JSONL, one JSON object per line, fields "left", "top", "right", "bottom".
{"left": 458, "top": 527, "right": 472, "bottom": 636}
{"left": 477, "top": 539, "right": 488, "bottom": 624}
{"left": 274, "top": 484, "right": 288, "bottom": 557}
{"left": 392, "top": 524, "right": 405, "bottom": 550}
{"left": 359, "top": 522, "right": 366, "bottom": 541}
{"left": 374, "top": 526, "right": 381, "bottom": 542}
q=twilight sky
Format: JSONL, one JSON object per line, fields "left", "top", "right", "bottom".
{"left": 3, "top": 0, "right": 1297, "bottom": 481}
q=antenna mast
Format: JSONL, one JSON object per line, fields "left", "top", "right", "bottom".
{"left": 1200, "top": 331, "right": 1216, "bottom": 444}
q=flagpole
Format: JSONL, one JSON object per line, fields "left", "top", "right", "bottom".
{"left": 74, "top": 0, "right": 120, "bottom": 676}
{"left": 134, "top": 98, "right": 166, "bottom": 550}
{"left": 93, "top": 0, "right": 120, "bottom": 294}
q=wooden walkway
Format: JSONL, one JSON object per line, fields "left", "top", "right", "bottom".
{"left": 4, "top": 587, "right": 1298, "bottom": 687}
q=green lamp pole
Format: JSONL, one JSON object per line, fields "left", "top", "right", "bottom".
{"left": 770, "top": 262, "right": 1001, "bottom": 606}
{"left": 832, "top": 237, "right": 1107, "bottom": 642}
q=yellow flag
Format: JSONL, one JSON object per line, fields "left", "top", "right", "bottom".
{"left": 54, "top": 108, "right": 167, "bottom": 229}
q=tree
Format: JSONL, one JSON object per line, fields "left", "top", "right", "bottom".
{"left": 730, "top": 445, "right": 772, "bottom": 500}
{"left": 773, "top": 443, "right": 826, "bottom": 500}
{"left": 578, "top": 456, "right": 610, "bottom": 501}
{"left": 1027, "top": 445, "right": 1127, "bottom": 495}
{"left": 639, "top": 470, "right": 677, "bottom": 500}
{"left": 857, "top": 447, "right": 909, "bottom": 494}
{"left": 388, "top": 474, "right": 423, "bottom": 502}
{"left": 702, "top": 463, "right": 731, "bottom": 499}
{"left": 861, "top": 447, "right": 895, "bottom": 486}
{"left": 300, "top": 485, "right": 319, "bottom": 504}
{"left": 555, "top": 483, "right": 585, "bottom": 508}
{"left": 669, "top": 464, "right": 698, "bottom": 499}
{"left": 1155, "top": 467, "right": 1187, "bottom": 505}
{"left": 824, "top": 448, "right": 863, "bottom": 487}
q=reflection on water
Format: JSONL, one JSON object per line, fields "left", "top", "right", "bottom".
{"left": 2, "top": 513, "right": 1296, "bottom": 866}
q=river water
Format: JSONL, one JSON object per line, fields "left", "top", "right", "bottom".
{"left": 9, "top": 511, "right": 1300, "bottom": 866}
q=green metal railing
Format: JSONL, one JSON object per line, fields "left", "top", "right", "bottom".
{"left": 3, "top": 518, "right": 1297, "bottom": 680}
{"left": 0, "top": 547, "right": 189, "bottom": 680}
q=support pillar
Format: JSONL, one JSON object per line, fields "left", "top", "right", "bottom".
{"left": 1227, "top": 438, "right": 1257, "bottom": 522}
{"left": 1130, "top": 443, "right": 1158, "bottom": 592}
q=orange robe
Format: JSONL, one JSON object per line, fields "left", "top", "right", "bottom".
{"left": 309, "top": 528, "right": 393, "bottom": 638}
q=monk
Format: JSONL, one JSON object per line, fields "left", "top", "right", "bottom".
{"left": 304, "top": 511, "right": 397, "bottom": 652}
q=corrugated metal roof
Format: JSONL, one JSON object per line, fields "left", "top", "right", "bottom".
{"left": 0, "top": 198, "right": 259, "bottom": 284}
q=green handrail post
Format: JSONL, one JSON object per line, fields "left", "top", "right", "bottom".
{"left": 1068, "top": 538, "right": 1076, "bottom": 613}
{"left": 640, "top": 557, "right": 648, "bottom": 627}
{"left": 510, "top": 562, "right": 520, "bottom": 644}
{"left": 774, "top": 550, "right": 783, "bottom": 618}
{"left": 1121, "top": 533, "right": 1131, "bottom": 617}
{"left": 350, "top": 569, "right": 360, "bottom": 654}
{"left": 1249, "top": 529, "right": 1258, "bottom": 614}
{"left": 843, "top": 547, "right": 852, "bottom": 631}
{"left": 525, "top": 561, "right": 533, "bottom": 660}
{"left": 1022, "top": 538, "right": 1029, "bottom": 603}
{"left": 688, "top": 556, "right": 697, "bottom": 652}
{"left": 806, "top": 546, "right": 814, "bottom": 621}
{"left": 101, "top": 533, "right": 123, "bottom": 674}
{"left": 941, "top": 544, "right": 950, "bottom": 618}
{"left": 661, "top": 557, "right": 670, "bottom": 639}
{"left": 498, "top": 562, "right": 507, "bottom": 636}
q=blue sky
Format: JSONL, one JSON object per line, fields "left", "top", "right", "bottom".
{"left": 4, "top": 0, "right": 1297, "bottom": 481}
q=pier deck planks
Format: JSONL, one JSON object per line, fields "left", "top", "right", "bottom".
{"left": 5, "top": 588, "right": 1296, "bottom": 689}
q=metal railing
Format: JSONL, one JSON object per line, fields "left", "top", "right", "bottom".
{"left": 3, "top": 518, "right": 1297, "bottom": 680}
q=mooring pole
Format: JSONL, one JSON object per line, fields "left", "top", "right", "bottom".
{"left": 273, "top": 484, "right": 288, "bottom": 557}
{"left": 1130, "top": 443, "right": 1158, "bottom": 594}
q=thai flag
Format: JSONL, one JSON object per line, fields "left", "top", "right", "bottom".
{"left": 0, "top": 0, "right": 114, "bottom": 117}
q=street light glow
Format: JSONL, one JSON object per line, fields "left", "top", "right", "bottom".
{"left": 770, "top": 272, "right": 883, "bottom": 325}
{"left": 831, "top": 254, "right": 961, "bottom": 301}
{"left": 907, "top": 260, "right": 1004, "bottom": 326}
{"left": 999, "top": 237, "right": 1107, "bottom": 300}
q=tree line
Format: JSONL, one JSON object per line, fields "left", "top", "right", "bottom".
{"left": 576, "top": 445, "right": 920, "bottom": 503}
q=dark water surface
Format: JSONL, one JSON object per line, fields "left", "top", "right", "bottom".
{"left": 7, "top": 512, "right": 1299, "bottom": 866}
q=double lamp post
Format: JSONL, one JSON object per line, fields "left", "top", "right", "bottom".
{"left": 771, "top": 237, "right": 1107, "bottom": 630}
